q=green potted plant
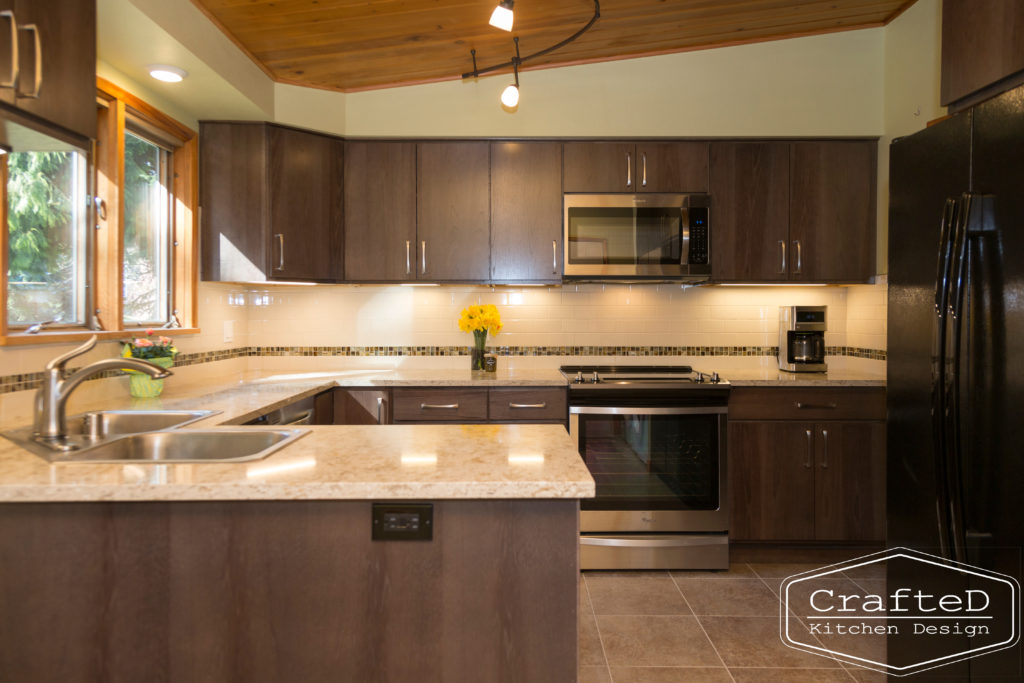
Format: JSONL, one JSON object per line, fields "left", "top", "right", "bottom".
{"left": 122, "top": 330, "right": 177, "bottom": 397}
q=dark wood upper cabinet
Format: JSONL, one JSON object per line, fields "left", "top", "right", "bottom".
{"left": 635, "top": 142, "right": 708, "bottom": 192}
{"left": 564, "top": 141, "right": 708, "bottom": 193}
{"left": 710, "top": 142, "right": 790, "bottom": 281}
{"left": 267, "top": 126, "right": 343, "bottom": 281}
{"left": 344, "top": 141, "right": 416, "bottom": 281}
{"left": 941, "top": 0, "right": 1024, "bottom": 109}
{"left": 789, "top": 140, "right": 876, "bottom": 282}
{"left": 200, "top": 122, "right": 342, "bottom": 282}
{"left": 417, "top": 142, "right": 490, "bottom": 281}
{"left": 1, "top": 0, "right": 95, "bottom": 139}
{"left": 490, "top": 141, "right": 562, "bottom": 282}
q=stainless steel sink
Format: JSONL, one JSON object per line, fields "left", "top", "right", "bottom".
{"left": 45, "top": 428, "right": 308, "bottom": 464}
{"left": 67, "top": 410, "right": 218, "bottom": 437}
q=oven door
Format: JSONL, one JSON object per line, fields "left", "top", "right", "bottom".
{"left": 570, "top": 406, "right": 728, "bottom": 533}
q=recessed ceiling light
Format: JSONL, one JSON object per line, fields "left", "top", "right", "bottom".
{"left": 148, "top": 65, "right": 187, "bottom": 83}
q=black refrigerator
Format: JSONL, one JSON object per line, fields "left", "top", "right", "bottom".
{"left": 888, "top": 84, "right": 1024, "bottom": 679}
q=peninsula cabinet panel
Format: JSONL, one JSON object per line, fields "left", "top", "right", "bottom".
{"left": 267, "top": 126, "right": 343, "bottom": 281}
{"left": 941, "top": 0, "right": 1024, "bottom": 108}
{"left": 563, "top": 142, "right": 635, "bottom": 192}
{"left": 344, "top": 141, "right": 417, "bottom": 281}
{"left": 4, "top": 0, "right": 96, "bottom": 139}
{"left": 490, "top": 141, "right": 562, "bottom": 282}
{"left": 417, "top": 142, "right": 490, "bottom": 281}
{"left": 710, "top": 142, "right": 790, "bottom": 281}
{"left": 729, "top": 421, "right": 816, "bottom": 541}
{"left": 789, "top": 141, "right": 877, "bottom": 282}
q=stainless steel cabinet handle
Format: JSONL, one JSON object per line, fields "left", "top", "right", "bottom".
{"left": 779, "top": 240, "right": 786, "bottom": 274}
{"left": 15, "top": 23, "right": 39, "bottom": 98}
{"left": 420, "top": 403, "right": 458, "bottom": 410}
{"left": 804, "top": 429, "right": 813, "bottom": 469}
{"left": 795, "top": 402, "right": 837, "bottom": 409}
{"left": 0, "top": 11, "right": 18, "bottom": 89}
{"left": 552, "top": 240, "right": 557, "bottom": 272}
{"left": 625, "top": 152, "right": 631, "bottom": 187}
{"left": 821, "top": 428, "right": 829, "bottom": 468}
{"left": 793, "top": 239, "right": 802, "bottom": 274}
{"left": 377, "top": 396, "right": 383, "bottom": 424}
{"left": 405, "top": 240, "right": 411, "bottom": 275}
{"left": 421, "top": 240, "right": 426, "bottom": 274}
{"left": 274, "top": 234, "right": 284, "bottom": 271}
{"left": 641, "top": 152, "right": 647, "bottom": 187}
{"left": 509, "top": 403, "right": 546, "bottom": 409}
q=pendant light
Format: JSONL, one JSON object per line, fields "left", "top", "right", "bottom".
{"left": 501, "top": 39, "right": 521, "bottom": 109}
{"left": 489, "top": 0, "right": 514, "bottom": 32}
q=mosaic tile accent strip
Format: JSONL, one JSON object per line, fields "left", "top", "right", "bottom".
{"left": 0, "top": 345, "right": 886, "bottom": 394}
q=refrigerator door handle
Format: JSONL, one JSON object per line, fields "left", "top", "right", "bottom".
{"left": 930, "top": 197, "right": 958, "bottom": 559}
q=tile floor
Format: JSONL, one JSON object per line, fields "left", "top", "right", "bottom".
{"left": 579, "top": 563, "right": 887, "bottom": 682}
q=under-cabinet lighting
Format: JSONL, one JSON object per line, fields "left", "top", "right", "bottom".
{"left": 148, "top": 65, "right": 188, "bottom": 83}
{"left": 716, "top": 283, "right": 830, "bottom": 287}
{"left": 246, "top": 458, "right": 316, "bottom": 479}
{"left": 400, "top": 283, "right": 440, "bottom": 287}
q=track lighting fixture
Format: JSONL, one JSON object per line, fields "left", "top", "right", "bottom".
{"left": 464, "top": 0, "right": 600, "bottom": 110}
{"left": 489, "top": 0, "right": 514, "bottom": 32}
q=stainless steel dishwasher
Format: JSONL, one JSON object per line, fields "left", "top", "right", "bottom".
{"left": 243, "top": 395, "right": 316, "bottom": 426}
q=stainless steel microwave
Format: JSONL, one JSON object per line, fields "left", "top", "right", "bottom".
{"left": 563, "top": 194, "right": 710, "bottom": 281}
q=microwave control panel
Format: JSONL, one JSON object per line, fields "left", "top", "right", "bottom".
{"left": 688, "top": 207, "right": 709, "bottom": 265}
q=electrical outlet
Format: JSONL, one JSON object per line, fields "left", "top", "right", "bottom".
{"left": 223, "top": 320, "right": 234, "bottom": 343}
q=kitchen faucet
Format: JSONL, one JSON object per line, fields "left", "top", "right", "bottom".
{"left": 34, "top": 335, "right": 173, "bottom": 447}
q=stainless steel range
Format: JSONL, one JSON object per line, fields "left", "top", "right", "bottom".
{"left": 561, "top": 365, "right": 730, "bottom": 570}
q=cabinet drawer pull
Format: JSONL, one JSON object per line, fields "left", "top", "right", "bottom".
{"left": 0, "top": 10, "right": 18, "bottom": 89}
{"left": 421, "top": 240, "right": 426, "bottom": 274}
{"left": 509, "top": 402, "right": 546, "bottom": 409}
{"left": 377, "top": 396, "right": 384, "bottom": 424}
{"left": 15, "top": 23, "right": 39, "bottom": 98}
{"left": 821, "top": 428, "right": 829, "bottom": 469}
{"left": 625, "top": 151, "right": 631, "bottom": 187}
{"left": 641, "top": 152, "right": 647, "bottom": 187}
{"left": 804, "top": 429, "right": 813, "bottom": 469}
{"left": 552, "top": 240, "right": 557, "bottom": 272}
{"left": 420, "top": 403, "right": 458, "bottom": 410}
{"left": 778, "top": 240, "right": 786, "bottom": 274}
{"left": 275, "top": 234, "right": 285, "bottom": 271}
{"left": 795, "top": 402, "right": 837, "bottom": 410}
{"left": 405, "top": 240, "right": 411, "bottom": 275}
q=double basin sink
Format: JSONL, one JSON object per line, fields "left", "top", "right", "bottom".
{"left": 4, "top": 410, "right": 308, "bottom": 464}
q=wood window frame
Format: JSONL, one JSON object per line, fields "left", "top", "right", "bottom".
{"left": 0, "top": 78, "right": 200, "bottom": 345}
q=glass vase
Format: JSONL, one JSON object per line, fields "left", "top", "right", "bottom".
{"left": 128, "top": 356, "right": 173, "bottom": 398}
{"left": 471, "top": 330, "right": 487, "bottom": 371}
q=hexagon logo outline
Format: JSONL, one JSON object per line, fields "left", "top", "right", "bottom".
{"left": 779, "top": 546, "right": 1021, "bottom": 677}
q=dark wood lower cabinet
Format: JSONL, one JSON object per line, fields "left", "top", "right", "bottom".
{"left": 729, "top": 408, "right": 886, "bottom": 542}
{"left": 0, "top": 499, "right": 579, "bottom": 683}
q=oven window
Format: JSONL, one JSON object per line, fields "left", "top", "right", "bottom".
{"left": 566, "top": 207, "right": 682, "bottom": 264}
{"left": 577, "top": 412, "right": 719, "bottom": 511}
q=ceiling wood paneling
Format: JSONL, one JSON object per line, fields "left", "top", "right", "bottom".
{"left": 192, "top": 0, "right": 915, "bottom": 92}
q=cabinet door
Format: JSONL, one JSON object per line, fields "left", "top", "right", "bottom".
{"left": 417, "top": 142, "right": 490, "bottom": 281}
{"left": 12, "top": 0, "right": 95, "bottom": 139}
{"left": 789, "top": 141, "right": 876, "bottom": 282}
{"left": 636, "top": 142, "right": 708, "bottom": 192}
{"left": 563, "top": 142, "right": 635, "bottom": 192}
{"left": 814, "top": 421, "right": 886, "bottom": 541}
{"left": 334, "top": 389, "right": 389, "bottom": 425}
{"left": 941, "top": 0, "right": 1024, "bottom": 107}
{"left": 344, "top": 141, "right": 416, "bottom": 281}
{"left": 709, "top": 142, "right": 790, "bottom": 281}
{"left": 267, "top": 126, "right": 342, "bottom": 281}
{"left": 199, "top": 122, "right": 268, "bottom": 282}
{"left": 490, "top": 142, "right": 562, "bottom": 282}
{"left": 728, "top": 421, "right": 815, "bottom": 541}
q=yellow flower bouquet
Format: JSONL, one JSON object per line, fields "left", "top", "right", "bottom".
{"left": 459, "top": 304, "right": 502, "bottom": 370}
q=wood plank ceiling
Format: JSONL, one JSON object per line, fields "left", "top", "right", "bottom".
{"left": 192, "top": 0, "right": 915, "bottom": 92}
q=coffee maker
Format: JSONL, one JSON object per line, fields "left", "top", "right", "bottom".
{"left": 778, "top": 306, "right": 827, "bottom": 372}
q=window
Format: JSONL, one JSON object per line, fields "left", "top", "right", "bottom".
{"left": 1, "top": 78, "right": 199, "bottom": 344}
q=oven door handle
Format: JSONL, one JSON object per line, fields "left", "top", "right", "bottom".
{"left": 581, "top": 536, "right": 729, "bottom": 548}
{"left": 570, "top": 406, "right": 728, "bottom": 415}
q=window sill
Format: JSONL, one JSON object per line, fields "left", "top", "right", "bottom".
{"left": 0, "top": 328, "right": 201, "bottom": 347}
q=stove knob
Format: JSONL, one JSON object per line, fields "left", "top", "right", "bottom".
{"left": 591, "top": 371, "right": 600, "bottom": 384}
{"left": 711, "top": 372, "right": 720, "bottom": 384}
{"left": 574, "top": 371, "right": 583, "bottom": 384}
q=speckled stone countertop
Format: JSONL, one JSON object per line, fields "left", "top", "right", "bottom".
{"left": 722, "top": 367, "right": 886, "bottom": 387}
{"left": 0, "top": 369, "right": 593, "bottom": 502}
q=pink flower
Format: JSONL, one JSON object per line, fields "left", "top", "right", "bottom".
{"left": 145, "top": 329, "right": 154, "bottom": 336}
{"left": 134, "top": 338, "right": 154, "bottom": 347}
{"left": 158, "top": 336, "right": 172, "bottom": 345}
